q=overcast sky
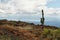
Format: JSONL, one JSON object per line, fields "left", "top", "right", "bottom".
{"left": 0, "top": 0, "right": 60, "bottom": 22}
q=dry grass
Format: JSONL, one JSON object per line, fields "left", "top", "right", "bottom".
{"left": 0, "top": 19, "right": 60, "bottom": 40}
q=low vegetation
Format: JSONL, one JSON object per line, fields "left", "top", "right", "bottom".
{"left": 0, "top": 19, "right": 60, "bottom": 40}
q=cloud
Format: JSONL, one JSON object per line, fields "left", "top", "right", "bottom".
{"left": 0, "top": 0, "right": 10, "bottom": 3}
{"left": 0, "top": 0, "right": 60, "bottom": 21}
{"left": 0, "top": 0, "right": 51, "bottom": 13}
{"left": 12, "top": 0, "right": 50, "bottom": 12}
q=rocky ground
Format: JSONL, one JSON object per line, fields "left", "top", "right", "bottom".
{"left": 0, "top": 19, "right": 60, "bottom": 40}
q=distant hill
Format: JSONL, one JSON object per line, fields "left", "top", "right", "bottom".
{"left": 0, "top": 19, "right": 59, "bottom": 29}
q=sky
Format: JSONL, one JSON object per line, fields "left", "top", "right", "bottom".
{"left": 0, "top": 0, "right": 60, "bottom": 22}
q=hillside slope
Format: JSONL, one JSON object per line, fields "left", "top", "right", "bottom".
{"left": 0, "top": 19, "right": 60, "bottom": 40}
